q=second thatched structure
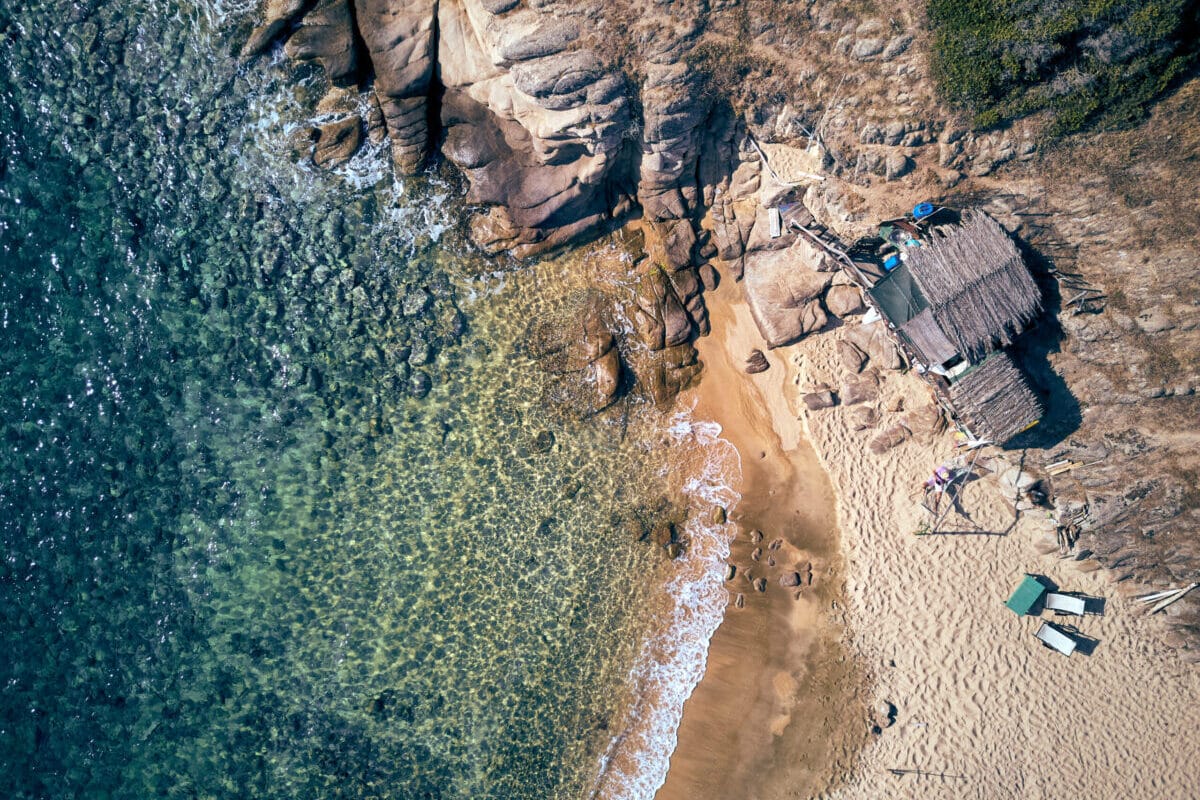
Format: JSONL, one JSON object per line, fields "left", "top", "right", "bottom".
{"left": 947, "top": 351, "right": 1042, "bottom": 444}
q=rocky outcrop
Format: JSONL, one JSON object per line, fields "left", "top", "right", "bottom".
{"left": 359, "top": 0, "right": 437, "bottom": 174}
{"left": 242, "top": 0, "right": 736, "bottom": 274}
{"left": 437, "top": 1, "right": 634, "bottom": 257}
{"left": 638, "top": 61, "right": 710, "bottom": 270}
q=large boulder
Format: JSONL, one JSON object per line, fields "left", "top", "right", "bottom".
{"left": 846, "top": 322, "right": 903, "bottom": 371}
{"left": 283, "top": 0, "right": 359, "bottom": 86}
{"left": 743, "top": 246, "right": 832, "bottom": 347}
{"left": 825, "top": 284, "right": 866, "bottom": 317}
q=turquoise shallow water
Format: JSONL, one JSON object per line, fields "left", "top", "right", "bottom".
{"left": 0, "top": 3, "right": 737, "bottom": 798}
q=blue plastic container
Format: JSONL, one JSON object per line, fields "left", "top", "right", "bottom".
{"left": 913, "top": 202, "right": 935, "bottom": 220}
{"left": 883, "top": 254, "right": 901, "bottom": 272}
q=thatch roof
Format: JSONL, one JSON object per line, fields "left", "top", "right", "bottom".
{"left": 899, "top": 308, "right": 958, "bottom": 366}
{"left": 905, "top": 210, "right": 1042, "bottom": 362}
{"left": 948, "top": 351, "right": 1042, "bottom": 444}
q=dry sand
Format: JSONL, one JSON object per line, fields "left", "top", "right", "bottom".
{"left": 657, "top": 279, "right": 1200, "bottom": 799}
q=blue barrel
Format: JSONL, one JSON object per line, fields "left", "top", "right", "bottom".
{"left": 913, "top": 202, "right": 935, "bottom": 220}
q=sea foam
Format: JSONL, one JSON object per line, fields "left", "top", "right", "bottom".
{"left": 590, "top": 409, "right": 742, "bottom": 800}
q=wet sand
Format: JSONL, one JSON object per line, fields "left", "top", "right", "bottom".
{"left": 655, "top": 277, "right": 868, "bottom": 800}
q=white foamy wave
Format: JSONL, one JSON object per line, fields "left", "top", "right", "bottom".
{"left": 193, "top": 0, "right": 259, "bottom": 28}
{"left": 591, "top": 410, "right": 742, "bottom": 800}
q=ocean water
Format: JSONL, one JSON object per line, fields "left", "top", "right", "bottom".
{"left": 0, "top": 3, "right": 737, "bottom": 799}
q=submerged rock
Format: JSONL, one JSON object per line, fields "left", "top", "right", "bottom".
{"left": 532, "top": 430, "right": 556, "bottom": 452}
{"left": 408, "top": 371, "right": 432, "bottom": 399}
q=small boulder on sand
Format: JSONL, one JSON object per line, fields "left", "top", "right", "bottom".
{"left": 869, "top": 424, "right": 911, "bottom": 454}
{"left": 846, "top": 323, "right": 903, "bottom": 371}
{"left": 841, "top": 372, "right": 880, "bottom": 406}
{"left": 849, "top": 405, "right": 879, "bottom": 431}
{"left": 903, "top": 403, "right": 946, "bottom": 443}
{"left": 873, "top": 700, "right": 897, "bottom": 728}
{"left": 745, "top": 349, "right": 770, "bottom": 374}
{"left": 803, "top": 390, "right": 837, "bottom": 410}
{"left": 838, "top": 339, "right": 868, "bottom": 373}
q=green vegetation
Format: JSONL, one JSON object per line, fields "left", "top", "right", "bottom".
{"left": 928, "top": 0, "right": 1200, "bottom": 133}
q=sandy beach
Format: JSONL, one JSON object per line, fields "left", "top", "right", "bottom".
{"left": 658, "top": 275, "right": 1200, "bottom": 798}
{"left": 656, "top": 278, "right": 867, "bottom": 800}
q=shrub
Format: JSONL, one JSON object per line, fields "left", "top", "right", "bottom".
{"left": 927, "top": 0, "right": 1199, "bottom": 134}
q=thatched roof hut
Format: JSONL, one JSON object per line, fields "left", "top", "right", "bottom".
{"left": 948, "top": 351, "right": 1042, "bottom": 444}
{"left": 903, "top": 210, "right": 1042, "bottom": 362}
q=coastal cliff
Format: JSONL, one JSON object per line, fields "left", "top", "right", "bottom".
{"left": 241, "top": 0, "right": 1200, "bottom": 656}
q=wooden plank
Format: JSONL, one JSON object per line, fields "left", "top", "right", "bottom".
{"left": 1150, "top": 583, "right": 1198, "bottom": 614}
{"left": 1136, "top": 588, "right": 1185, "bottom": 603}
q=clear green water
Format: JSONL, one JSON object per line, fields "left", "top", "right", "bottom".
{"left": 0, "top": 2, "right": 737, "bottom": 798}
